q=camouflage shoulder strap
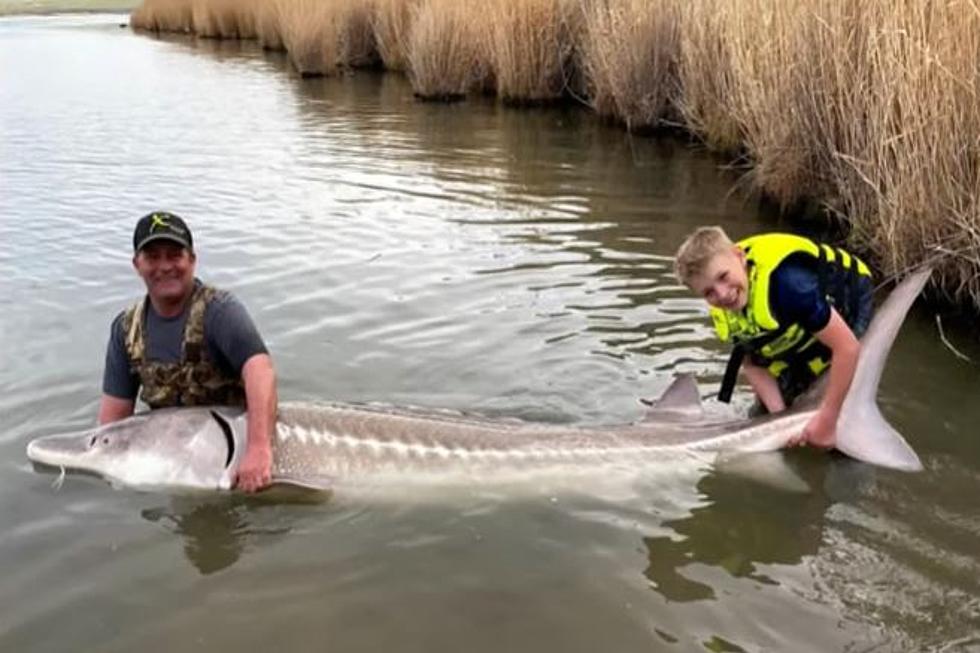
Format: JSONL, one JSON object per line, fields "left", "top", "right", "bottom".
{"left": 123, "top": 297, "right": 148, "bottom": 363}
{"left": 182, "top": 284, "right": 217, "bottom": 363}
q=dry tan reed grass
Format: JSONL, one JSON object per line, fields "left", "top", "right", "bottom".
{"left": 131, "top": 0, "right": 194, "bottom": 33}
{"left": 484, "top": 0, "right": 569, "bottom": 103}
{"left": 273, "top": 0, "right": 333, "bottom": 75}
{"left": 814, "top": 0, "right": 980, "bottom": 304}
{"left": 700, "top": 0, "right": 980, "bottom": 305}
{"left": 406, "top": 0, "right": 486, "bottom": 99}
{"left": 371, "top": 0, "right": 417, "bottom": 71}
{"left": 342, "top": 1, "right": 379, "bottom": 68}
{"left": 131, "top": 0, "right": 256, "bottom": 37}
{"left": 724, "top": 0, "right": 827, "bottom": 207}
{"left": 579, "top": 0, "right": 680, "bottom": 130}
{"left": 255, "top": 0, "right": 284, "bottom": 50}
{"left": 274, "top": 0, "right": 377, "bottom": 76}
{"left": 674, "top": 0, "right": 741, "bottom": 152}
{"left": 191, "top": 0, "right": 257, "bottom": 39}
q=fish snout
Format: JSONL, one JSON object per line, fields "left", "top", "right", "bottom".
{"left": 26, "top": 431, "right": 96, "bottom": 468}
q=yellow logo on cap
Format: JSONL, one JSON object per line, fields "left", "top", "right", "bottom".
{"left": 150, "top": 213, "right": 171, "bottom": 232}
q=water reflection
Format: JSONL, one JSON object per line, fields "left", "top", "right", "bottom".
{"left": 140, "top": 489, "right": 325, "bottom": 575}
{"left": 141, "top": 499, "right": 252, "bottom": 574}
{"left": 642, "top": 455, "right": 872, "bottom": 603}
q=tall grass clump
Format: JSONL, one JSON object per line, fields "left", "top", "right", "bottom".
{"left": 674, "top": 0, "right": 742, "bottom": 152}
{"left": 274, "top": 0, "right": 378, "bottom": 76}
{"left": 255, "top": 0, "right": 285, "bottom": 50}
{"left": 372, "top": 0, "right": 417, "bottom": 71}
{"left": 484, "top": 0, "right": 570, "bottom": 103}
{"left": 705, "top": 0, "right": 980, "bottom": 305}
{"left": 274, "top": 0, "right": 333, "bottom": 75}
{"left": 191, "top": 0, "right": 257, "bottom": 39}
{"left": 340, "top": 0, "right": 379, "bottom": 68}
{"left": 814, "top": 0, "right": 980, "bottom": 305}
{"left": 406, "top": 0, "right": 486, "bottom": 100}
{"left": 722, "top": 0, "right": 827, "bottom": 208}
{"left": 131, "top": 0, "right": 194, "bottom": 33}
{"left": 578, "top": 0, "right": 680, "bottom": 130}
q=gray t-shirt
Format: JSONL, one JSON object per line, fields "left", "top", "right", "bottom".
{"left": 102, "top": 285, "right": 268, "bottom": 400}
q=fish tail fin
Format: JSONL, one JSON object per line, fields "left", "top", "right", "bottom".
{"left": 835, "top": 267, "right": 931, "bottom": 472}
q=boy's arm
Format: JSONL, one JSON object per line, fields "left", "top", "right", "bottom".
{"left": 741, "top": 360, "right": 786, "bottom": 413}
{"left": 793, "top": 308, "right": 860, "bottom": 448}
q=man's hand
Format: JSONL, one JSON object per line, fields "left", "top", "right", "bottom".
{"left": 235, "top": 443, "right": 272, "bottom": 493}
{"left": 790, "top": 410, "right": 837, "bottom": 449}
{"left": 238, "top": 353, "right": 277, "bottom": 493}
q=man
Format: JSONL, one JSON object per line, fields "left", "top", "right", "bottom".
{"left": 98, "top": 211, "right": 277, "bottom": 492}
{"left": 674, "top": 227, "right": 873, "bottom": 449}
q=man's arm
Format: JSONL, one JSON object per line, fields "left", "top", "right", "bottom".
{"left": 792, "top": 308, "right": 860, "bottom": 448}
{"left": 99, "top": 313, "right": 139, "bottom": 425}
{"left": 97, "top": 395, "right": 135, "bottom": 425}
{"left": 235, "top": 353, "right": 277, "bottom": 492}
{"left": 203, "top": 293, "right": 276, "bottom": 492}
{"left": 741, "top": 359, "right": 786, "bottom": 413}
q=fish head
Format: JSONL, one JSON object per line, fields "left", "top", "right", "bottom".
{"left": 27, "top": 407, "right": 246, "bottom": 490}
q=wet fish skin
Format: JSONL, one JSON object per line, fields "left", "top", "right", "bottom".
{"left": 25, "top": 269, "right": 930, "bottom": 492}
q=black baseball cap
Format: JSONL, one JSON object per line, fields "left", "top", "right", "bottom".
{"left": 133, "top": 211, "right": 194, "bottom": 252}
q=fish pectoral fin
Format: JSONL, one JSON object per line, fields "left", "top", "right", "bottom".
{"left": 715, "top": 451, "right": 811, "bottom": 494}
{"left": 258, "top": 478, "right": 333, "bottom": 504}
{"left": 270, "top": 474, "right": 334, "bottom": 493}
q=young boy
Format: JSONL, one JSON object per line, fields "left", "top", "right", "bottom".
{"left": 674, "top": 227, "right": 874, "bottom": 449}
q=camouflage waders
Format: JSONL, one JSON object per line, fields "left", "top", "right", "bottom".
{"left": 123, "top": 284, "right": 246, "bottom": 409}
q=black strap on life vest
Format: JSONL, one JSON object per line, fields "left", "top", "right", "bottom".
{"left": 839, "top": 247, "right": 864, "bottom": 322}
{"left": 817, "top": 244, "right": 866, "bottom": 323}
{"left": 717, "top": 325, "right": 790, "bottom": 402}
{"left": 817, "top": 245, "right": 830, "bottom": 297}
{"left": 718, "top": 344, "right": 745, "bottom": 403}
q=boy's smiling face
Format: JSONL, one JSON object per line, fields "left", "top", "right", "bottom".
{"left": 690, "top": 247, "right": 749, "bottom": 311}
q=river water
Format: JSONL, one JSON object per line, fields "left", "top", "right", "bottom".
{"left": 1, "top": 13, "right": 978, "bottom": 653}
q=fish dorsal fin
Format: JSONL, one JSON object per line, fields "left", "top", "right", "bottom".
{"left": 641, "top": 374, "right": 704, "bottom": 421}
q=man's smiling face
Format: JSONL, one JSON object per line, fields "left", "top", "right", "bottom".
{"left": 133, "top": 240, "right": 196, "bottom": 307}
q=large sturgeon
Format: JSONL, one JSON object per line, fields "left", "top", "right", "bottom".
{"left": 26, "top": 269, "right": 930, "bottom": 493}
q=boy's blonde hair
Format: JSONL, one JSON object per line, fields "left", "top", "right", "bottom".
{"left": 674, "top": 226, "right": 735, "bottom": 287}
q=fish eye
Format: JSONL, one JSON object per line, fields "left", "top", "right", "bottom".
{"left": 102, "top": 437, "right": 110, "bottom": 445}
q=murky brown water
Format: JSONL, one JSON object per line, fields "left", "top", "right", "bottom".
{"left": 1, "top": 13, "right": 978, "bottom": 653}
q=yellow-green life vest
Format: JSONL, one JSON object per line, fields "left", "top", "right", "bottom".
{"left": 709, "top": 233, "right": 871, "bottom": 381}
{"left": 123, "top": 284, "right": 246, "bottom": 409}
